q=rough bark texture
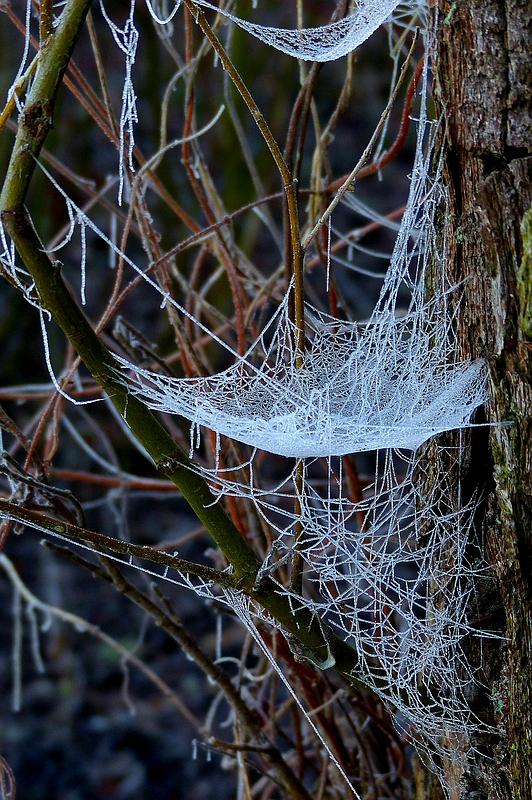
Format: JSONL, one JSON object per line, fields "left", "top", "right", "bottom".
{"left": 425, "top": 1, "right": 532, "bottom": 798}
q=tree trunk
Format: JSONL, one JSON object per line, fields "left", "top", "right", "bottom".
{"left": 425, "top": 1, "right": 532, "bottom": 798}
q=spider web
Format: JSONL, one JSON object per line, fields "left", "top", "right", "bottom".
{"left": 119, "top": 277, "right": 486, "bottom": 458}
{"left": 141, "top": 0, "right": 424, "bottom": 61}
{"left": 119, "top": 64, "right": 487, "bottom": 458}
{"left": 114, "top": 45, "right": 493, "bottom": 779}
{"left": 195, "top": 444, "right": 492, "bottom": 772}
{"left": 0, "top": 0, "right": 494, "bottom": 791}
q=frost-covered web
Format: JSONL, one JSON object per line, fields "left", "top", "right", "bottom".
{"left": 109, "top": 47, "right": 492, "bottom": 776}
{"left": 194, "top": 445, "right": 492, "bottom": 770}
{"left": 389, "top": 0, "right": 428, "bottom": 29}
{"left": 3, "top": 0, "right": 492, "bottom": 787}
{"left": 98, "top": 0, "right": 427, "bottom": 199}
{"left": 119, "top": 66, "right": 487, "bottom": 458}
{"left": 181, "top": 0, "right": 404, "bottom": 62}
{"left": 120, "top": 288, "right": 486, "bottom": 457}
{"left": 92, "top": 441, "right": 487, "bottom": 774}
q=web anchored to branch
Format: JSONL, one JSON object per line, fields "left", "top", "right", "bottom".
{"left": 0, "top": 0, "right": 495, "bottom": 791}
{"left": 144, "top": 1, "right": 426, "bottom": 61}
{"left": 115, "top": 48, "right": 493, "bottom": 777}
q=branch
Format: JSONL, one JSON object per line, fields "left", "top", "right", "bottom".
{"left": 0, "top": 498, "right": 236, "bottom": 588}
{"left": 183, "top": 1, "right": 304, "bottom": 358}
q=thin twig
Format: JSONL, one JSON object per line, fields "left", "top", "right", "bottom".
{"left": 0, "top": 497, "right": 236, "bottom": 587}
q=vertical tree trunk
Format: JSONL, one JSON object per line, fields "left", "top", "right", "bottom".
{"left": 425, "top": 1, "right": 532, "bottom": 798}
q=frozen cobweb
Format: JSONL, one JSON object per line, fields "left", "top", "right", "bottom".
{"left": 199, "top": 445, "right": 491, "bottom": 771}
{"left": 120, "top": 301, "right": 485, "bottom": 457}
{"left": 113, "top": 38, "right": 492, "bottom": 780}
{"left": 120, "top": 289, "right": 486, "bottom": 457}
{"left": 3, "top": 0, "right": 492, "bottom": 789}
{"left": 187, "top": 0, "right": 405, "bottom": 62}
{"left": 142, "top": 0, "right": 424, "bottom": 61}
{"left": 99, "top": 0, "right": 139, "bottom": 204}
{"left": 119, "top": 71, "right": 487, "bottom": 458}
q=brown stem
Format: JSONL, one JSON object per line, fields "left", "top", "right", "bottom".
{"left": 0, "top": 497, "right": 235, "bottom": 587}
{"left": 183, "top": 0, "right": 304, "bottom": 362}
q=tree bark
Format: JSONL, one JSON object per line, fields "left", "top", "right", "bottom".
{"left": 425, "top": 1, "right": 532, "bottom": 798}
